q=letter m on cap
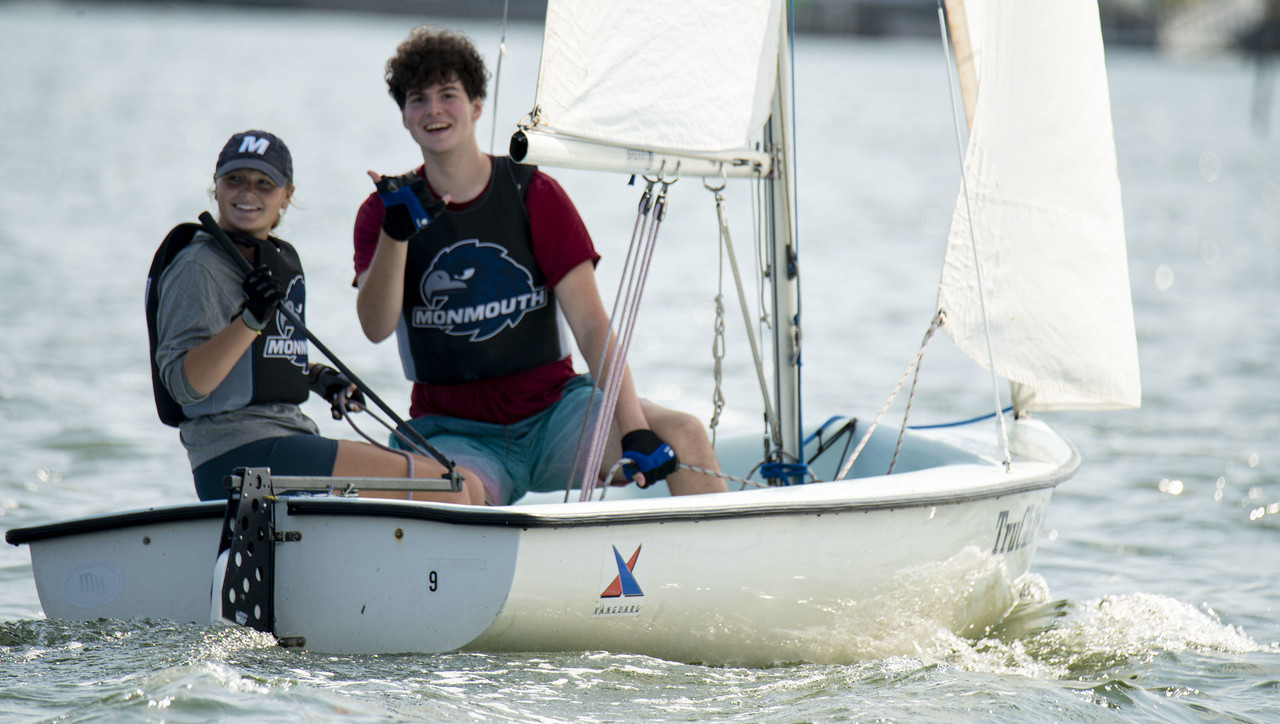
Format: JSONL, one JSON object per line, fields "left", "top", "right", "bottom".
{"left": 238, "top": 136, "right": 270, "bottom": 155}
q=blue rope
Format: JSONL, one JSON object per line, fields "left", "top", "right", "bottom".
{"left": 803, "top": 415, "right": 850, "bottom": 447}
{"left": 807, "top": 407, "right": 1013, "bottom": 440}
{"left": 760, "top": 462, "right": 810, "bottom": 486}
{"left": 908, "top": 406, "right": 1013, "bottom": 430}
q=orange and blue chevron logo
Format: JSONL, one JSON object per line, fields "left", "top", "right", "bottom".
{"left": 600, "top": 545, "right": 643, "bottom": 598}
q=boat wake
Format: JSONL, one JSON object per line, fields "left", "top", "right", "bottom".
{"left": 920, "top": 588, "right": 1274, "bottom": 681}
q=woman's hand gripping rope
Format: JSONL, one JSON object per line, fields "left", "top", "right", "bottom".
{"left": 308, "top": 364, "right": 365, "bottom": 419}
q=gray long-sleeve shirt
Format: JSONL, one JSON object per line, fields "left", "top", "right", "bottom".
{"left": 154, "top": 232, "right": 318, "bottom": 469}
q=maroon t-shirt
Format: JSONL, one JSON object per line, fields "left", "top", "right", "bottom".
{"left": 353, "top": 162, "right": 599, "bottom": 424}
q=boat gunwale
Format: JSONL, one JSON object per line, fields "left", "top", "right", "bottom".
{"left": 6, "top": 426, "right": 1080, "bottom": 542}
{"left": 5, "top": 502, "right": 226, "bottom": 546}
{"left": 282, "top": 464, "right": 1075, "bottom": 529}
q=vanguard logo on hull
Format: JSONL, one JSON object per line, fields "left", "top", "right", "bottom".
{"left": 412, "top": 239, "right": 547, "bottom": 342}
{"left": 263, "top": 275, "right": 307, "bottom": 368}
{"left": 593, "top": 544, "right": 644, "bottom": 618}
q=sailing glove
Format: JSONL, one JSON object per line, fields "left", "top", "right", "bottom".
{"left": 621, "top": 429, "right": 680, "bottom": 488}
{"left": 375, "top": 172, "right": 437, "bottom": 242}
{"left": 309, "top": 364, "right": 365, "bottom": 419}
{"left": 240, "top": 265, "right": 283, "bottom": 332}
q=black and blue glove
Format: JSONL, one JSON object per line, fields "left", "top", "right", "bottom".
{"left": 375, "top": 172, "right": 436, "bottom": 242}
{"left": 240, "top": 265, "right": 283, "bottom": 332}
{"left": 309, "top": 364, "right": 365, "bottom": 419}
{"left": 621, "top": 429, "right": 679, "bottom": 488}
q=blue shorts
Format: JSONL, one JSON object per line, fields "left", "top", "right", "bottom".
{"left": 396, "top": 375, "right": 605, "bottom": 505}
{"left": 192, "top": 434, "right": 339, "bottom": 501}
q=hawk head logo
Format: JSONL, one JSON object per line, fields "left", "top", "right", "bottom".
{"left": 416, "top": 240, "right": 544, "bottom": 341}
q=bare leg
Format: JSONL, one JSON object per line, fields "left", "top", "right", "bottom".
{"left": 331, "top": 439, "right": 486, "bottom": 505}
{"left": 596, "top": 402, "right": 728, "bottom": 495}
{"left": 639, "top": 401, "right": 728, "bottom": 495}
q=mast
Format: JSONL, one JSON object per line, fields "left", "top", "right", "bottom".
{"left": 944, "top": 0, "right": 978, "bottom": 129}
{"left": 766, "top": 4, "right": 802, "bottom": 468}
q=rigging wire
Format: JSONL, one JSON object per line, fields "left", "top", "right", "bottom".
{"left": 835, "top": 312, "right": 944, "bottom": 480}
{"left": 745, "top": 144, "right": 776, "bottom": 464}
{"left": 566, "top": 179, "right": 655, "bottom": 502}
{"left": 488, "top": 0, "right": 511, "bottom": 156}
{"left": 707, "top": 178, "right": 781, "bottom": 454}
{"left": 935, "top": 1, "right": 1011, "bottom": 471}
{"left": 570, "top": 173, "right": 674, "bottom": 501}
{"left": 589, "top": 177, "right": 672, "bottom": 498}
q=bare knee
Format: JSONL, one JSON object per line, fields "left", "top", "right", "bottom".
{"left": 454, "top": 466, "right": 488, "bottom": 505}
{"left": 656, "top": 411, "right": 715, "bottom": 465}
{"left": 410, "top": 461, "right": 486, "bottom": 506}
{"left": 352, "top": 448, "right": 484, "bottom": 506}
{"left": 648, "top": 410, "right": 726, "bottom": 495}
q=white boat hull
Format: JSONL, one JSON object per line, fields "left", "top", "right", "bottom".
{"left": 7, "top": 416, "right": 1075, "bottom": 665}
{"left": 275, "top": 489, "right": 1054, "bottom": 665}
{"left": 9, "top": 504, "right": 226, "bottom": 623}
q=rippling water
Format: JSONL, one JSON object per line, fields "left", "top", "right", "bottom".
{"left": 1, "top": 2, "right": 1278, "bottom": 722}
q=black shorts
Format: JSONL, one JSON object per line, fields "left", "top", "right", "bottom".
{"left": 192, "top": 434, "right": 339, "bottom": 501}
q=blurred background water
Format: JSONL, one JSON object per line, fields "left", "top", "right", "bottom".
{"left": 1, "top": 2, "right": 1278, "bottom": 722}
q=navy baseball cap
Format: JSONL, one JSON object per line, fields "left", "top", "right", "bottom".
{"left": 215, "top": 130, "right": 293, "bottom": 186}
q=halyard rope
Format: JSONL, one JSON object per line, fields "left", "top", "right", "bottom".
{"left": 573, "top": 174, "right": 674, "bottom": 502}
{"left": 709, "top": 179, "right": 727, "bottom": 447}
{"left": 584, "top": 179, "right": 668, "bottom": 499}
{"left": 710, "top": 287, "right": 726, "bottom": 447}
{"left": 836, "top": 311, "right": 945, "bottom": 480}
{"left": 488, "top": 0, "right": 511, "bottom": 155}
{"left": 565, "top": 179, "right": 655, "bottom": 501}
{"left": 888, "top": 315, "right": 937, "bottom": 474}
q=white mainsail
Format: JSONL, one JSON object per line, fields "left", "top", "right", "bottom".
{"left": 517, "top": 0, "right": 781, "bottom": 176}
{"left": 938, "top": 0, "right": 1141, "bottom": 411}
{"left": 533, "top": 0, "right": 780, "bottom": 153}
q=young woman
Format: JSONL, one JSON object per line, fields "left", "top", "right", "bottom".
{"left": 148, "top": 129, "right": 484, "bottom": 504}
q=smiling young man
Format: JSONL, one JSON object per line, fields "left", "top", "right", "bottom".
{"left": 351, "top": 26, "right": 727, "bottom": 506}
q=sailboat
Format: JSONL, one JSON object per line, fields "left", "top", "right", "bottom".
{"left": 5, "top": 0, "right": 1138, "bottom": 666}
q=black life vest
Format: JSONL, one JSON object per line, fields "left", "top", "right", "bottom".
{"left": 145, "top": 223, "right": 310, "bottom": 427}
{"left": 397, "top": 158, "right": 565, "bottom": 385}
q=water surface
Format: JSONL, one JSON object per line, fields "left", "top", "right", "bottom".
{"left": 1, "top": 3, "right": 1277, "bottom": 721}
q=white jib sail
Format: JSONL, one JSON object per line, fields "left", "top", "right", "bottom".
{"left": 938, "top": 0, "right": 1141, "bottom": 412}
{"left": 530, "top": 0, "right": 781, "bottom": 155}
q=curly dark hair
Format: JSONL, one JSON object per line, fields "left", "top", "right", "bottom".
{"left": 385, "top": 26, "right": 489, "bottom": 109}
